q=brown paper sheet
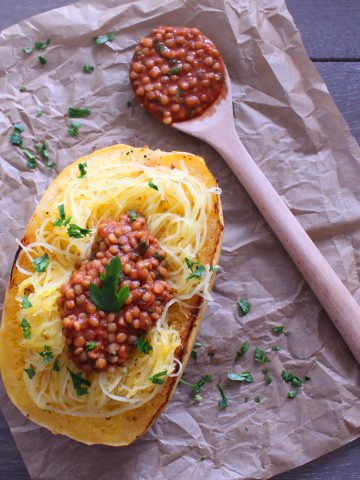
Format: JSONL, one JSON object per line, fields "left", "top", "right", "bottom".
{"left": 1, "top": 0, "right": 360, "bottom": 478}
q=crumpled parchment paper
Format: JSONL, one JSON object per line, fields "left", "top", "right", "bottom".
{"left": 1, "top": 0, "right": 360, "bottom": 479}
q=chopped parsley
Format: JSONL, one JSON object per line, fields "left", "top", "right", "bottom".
{"left": 68, "top": 121, "right": 81, "bottom": 137}
{"left": 35, "top": 141, "right": 49, "bottom": 159}
{"left": 185, "top": 257, "right": 205, "bottom": 281}
{"left": 39, "top": 345, "right": 54, "bottom": 364}
{"left": 52, "top": 359, "right": 61, "bottom": 372}
{"left": 32, "top": 253, "right": 49, "bottom": 272}
{"left": 254, "top": 395, "right": 261, "bottom": 403}
{"left": 236, "top": 341, "right": 249, "bottom": 359}
{"left": 238, "top": 299, "right": 250, "bottom": 316}
{"left": 288, "top": 390, "right": 297, "bottom": 400}
{"left": 154, "top": 39, "right": 165, "bottom": 54}
{"left": 126, "top": 100, "right": 132, "bottom": 108}
{"left": 22, "top": 149, "right": 37, "bottom": 169}
{"left": 68, "top": 107, "right": 91, "bottom": 118}
{"left": 36, "top": 110, "right": 44, "bottom": 117}
{"left": 21, "top": 295, "right": 32, "bottom": 309}
{"left": 179, "top": 374, "right": 213, "bottom": 399}
{"left": 227, "top": 371, "right": 253, "bottom": 383}
{"left": 133, "top": 241, "right": 149, "bottom": 256}
{"left": 53, "top": 204, "right": 71, "bottom": 227}
{"left": 89, "top": 256, "right": 130, "bottom": 312}
{"left": 85, "top": 341, "right": 97, "bottom": 352}
{"left": 20, "top": 319, "right": 31, "bottom": 339}
{"left": 271, "top": 345, "right": 282, "bottom": 352}
{"left": 23, "top": 47, "right": 34, "bottom": 54}
{"left": 93, "top": 32, "right": 115, "bottom": 45}
{"left": 149, "top": 370, "right": 167, "bottom": 385}
{"left": 38, "top": 55, "right": 47, "bottom": 65}
{"left": 10, "top": 123, "right": 25, "bottom": 146}
{"left": 24, "top": 364, "right": 36, "bottom": 379}
{"left": 128, "top": 209, "right": 137, "bottom": 221}
{"left": 281, "top": 370, "right": 303, "bottom": 387}
{"left": 209, "top": 265, "right": 219, "bottom": 272}
{"left": 191, "top": 341, "right": 203, "bottom": 360}
{"left": 67, "top": 367, "right": 91, "bottom": 395}
{"left": 67, "top": 224, "right": 92, "bottom": 238}
{"left": 217, "top": 384, "right": 229, "bottom": 410}
{"left": 35, "top": 38, "right": 51, "bottom": 50}
{"left": 78, "top": 161, "right": 87, "bottom": 178}
{"left": 148, "top": 178, "right": 159, "bottom": 190}
{"left": 262, "top": 368, "right": 272, "bottom": 385}
{"left": 83, "top": 65, "right": 94, "bottom": 73}
{"left": 19, "top": 86, "right": 28, "bottom": 92}
{"left": 254, "top": 346, "right": 270, "bottom": 364}
{"left": 304, "top": 375, "right": 312, "bottom": 382}
{"left": 272, "top": 325, "right": 289, "bottom": 336}
{"left": 168, "top": 64, "right": 182, "bottom": 76}
{"left": 134, "top": 334, "right": 153, "bottom": 354}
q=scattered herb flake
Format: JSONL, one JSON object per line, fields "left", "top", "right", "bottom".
{"left": 35, "top": 38, "right": 51, "bottom": 50}
{"left": 10, "top": 124, "right": 24, "bottom": 146}
{"left": 254, "top": 346, "right": 270, "bottom": 364}
{"left": 236, "top": 341, "right": 249, "bottom": 359}
{"left": 19, "top": 86, "right": 28, "bottom": 92}
{"left": 38, "top": 55, "right": 47, "bottom": 65}
{"left": 179, "top": 374, "right": 213, "bottom": 397}
{"left": 272, "top": 325, "right": 289, "bottom": 336}
{"left": 262, "top": 368, "right": 272, "bottom": 385}
{"left": 78, "top": 161, "right": 87, "bottom": 178}
{"left": 36, "top": 110, "right": 44, "bottom": 117}
{"left": 168, "top": 64, "right": 182, "bottom": 76}
{"left": 35, "top": 142, "right": 49, "bottom": 159}
{"left": 281, "top": 370, "right": 303, "bottom": 387}
{"left": 126, "top": 100, "right": 132, "bottom": 108}
{"left": 85, "top": 341, "right": 97, "bottom": 352}
{"left": 128, "top": 209, "right": 137, "bottom": 222}
{"left": 288, "top": 390, "right": 297, "bottom": 400}
{"left": 209, "top": 265, "right": 219, "bottom": 272}
{"left": 68, "top": 107, "right": 91, "bottom": 118}
{"left": 304, "top": 375, "right": 312, "bottom": 382}
{"left": 32, "top": 253, "right": 49, "bottom": 272}
{"left": 52, "top": 359, "right": 61, "bottom": 372}
{"left": 191, "top": 350, "right": 197, "bottom": 360}
{"left": 93, "top": 32, "right": 115, "bottom": 45}
{"left": 133, "top": 241, "right": 149, "bottom": 257}
{"left": 89, "top": 256, "right": 130, "bottom": 312}
{"left": 67, "top": 367, "right": 91, "bottom": 395}
{"left": 185, "top": 257, "right": 205, "bottom": 281}
{"left": 23, "top": 47, "right": 34, "bottom": 54}
{"left": 154, "top": 39, "right": 165, "bottom": 54}
{"left": 67, "top": 224, "right": 92, "bottom": 238}
{"left": 53, "top": 204, "right": 72, "bottom": 227}
{"left": 149, "top": 370, "right": 167, "bottom": 385}
{"left": 83, "top": 65, "right": 94, "bottom": 73}
{"left": 227, "top": 371, "right": 253, "bottom": 383}
{"left": 20, "top": 318, "right": 31, "bottom": 339}
{"left": 24, "top": 364, "right": 36, "bottom": 379}
{"left": 238, "top": 299, "right": 250, "bottom": 316}
{"left": 39, "top": 345, "right": 54, "bottom": 364}
{"left": 134, "top": 334, "right": 153, "bottom": 354}
{"left": 68, "top": 121, "right": 81, "bottom": 137}
{"left": 148, "top": 178, "right": 159, "bottom": 190}
{"left": 271, "top": 345, "right": 282, "bottom": 352}
{"left": 254, "top": 395, "right": 261, "bottom": 403}
{"left": 217, "top": 384, "right": 230, "bottom": 410}
{"left": 21, "top": 295, "right": 32, "bottom": 309}
{"left": 22, "top": 149, "right": 37, "bottom": 169}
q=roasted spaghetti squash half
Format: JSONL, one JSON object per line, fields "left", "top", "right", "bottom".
{"left": 0, "top": 144, "right": 223, "bottom": 445}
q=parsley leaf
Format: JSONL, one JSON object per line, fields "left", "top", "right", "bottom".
{"left": 10, "top": 123, "right": 25, "bottom": 146}
{"left": 85, "top": 341, "right": 97, "bottom": 352}
{"left": 281, "top": 370, "right": 303, "bottom": 387}
{"left": 22, "top": 149, "right": 37, "bottom": 169}
{"left": 134, "top": 334, "right": 153, "bottom": 354}
{"left": 271, "top": 345, "right": 282, "bottom": 352}
{"left": 149, "top": 370, "right": 167, "bottom": 385}
{"left": 168, "top": 64, "right": 182, "bottom": 76}
{"left": 83, "top": 65, "right": 94, "bottom": 73}
{"left": 254, "top": 395, "right": 261, "bottom": 403}
{"left": 236, "top": 341, "right": 249, "bottom": 359}
{"left": 53, "top": 204, "right": 72, "bottom": 227}
{"left": 68, "top": 107, "right": 91, "bottom": 118}
{"left": 67, "top": 367, "right": 91, "bottom": 395}
{"left": 35, "top": 141, "right": 54, "bottom": 168}
{"left": 67, "top": 224, "right": 92, "bottom": 238}
{"left": 20, "top": 319, "right": 31, "bottom": 339}
{"left": 272, "top": 325, "right": 289, "bottom": 335}
{"left": 93, "top": 32, "right": 115, "bottom": 45}
{"left": 217, "top": 384, "right": 229, "bottom": 410}
{"left": 179, "top": 374, "right": 213, "bottom": 398}
{"left": 36, "top": 110, "right": 44, "bottom": 117}
{"left": 35, "top": 38, "right": 51, "bottom": 50}
{"left": 238, "top": 299, "right": 250, "bottom": 316}
{"left": 254, "top": 346, "right": 270, "bottom": 364}
{"left": 288, "top": 390, "right": 297, "bottom": 400}
{"left": 148, "top": 178, "right": 159, "bottom": 190}
{"left": 23, "top": 47, "right": 34, "bottom": 54}
{"left": 68, "top": 121, "right": 81, "bottom": 137}
{"left": 19, "top": 86, "right": 28, "bottom": 92}
{"left": 126, "top": 100, "right": 132, "bottom": 108}
{"left": 262, "top": 368, "right": 272, "bottom": 385}
{"left": 185, "top": 257, "right": 206, "bottom": 281}
{"left": 38, "top": 55, "right": 47, "bottom": 65}
{"left": 21, "top": 295, "right": 32, "bottom": 309}
{"left": 227, "top": 371, "right": 253, "bottom": 383}
{"left": 89, "top": 256, "right": 130, "bottom": 312}
{"left": 39, "top": 345, "right": 54, "bottom": 364}
{"left": 154, "top": 39, "right": 165, "bottom": 54}
{"left": 128, "top": 209, "right": 137, "bottom": 222}
{"left": 78, "top": 161, "right": 87, "bottom": 178}
{"left": 52, "top": 359, "right": 61, "bottom": 372}
{"left": 24, "top": 364, "right": 36, "bottom": 379}
{"left": 32, "top": 253, "right": 49, "bottom": 272}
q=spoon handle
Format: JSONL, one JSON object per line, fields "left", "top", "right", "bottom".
{"left": 211, "top": 123, "right": 360, "bottom": 364}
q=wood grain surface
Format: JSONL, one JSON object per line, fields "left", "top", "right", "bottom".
{"left": 0, "top": 1, "right": 359, "bottom": 479}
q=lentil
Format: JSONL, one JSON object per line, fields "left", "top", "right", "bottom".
{"left": 130, "top": 26, "right": 225, "bottom": 124}
{"left": 59, "top": 211, "right": 173, "bottom": 372}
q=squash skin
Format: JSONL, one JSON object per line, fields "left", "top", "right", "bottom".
{"left": 0, "top": 144, "right": 223, "bottom": 445}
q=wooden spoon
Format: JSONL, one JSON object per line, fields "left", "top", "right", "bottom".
{"left": 173, "top": 66, "right": 360, "bottom": 364}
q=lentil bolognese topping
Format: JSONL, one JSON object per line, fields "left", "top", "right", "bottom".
{"left": 58, "top": 211, "right": 173, "bottom": 373}
{"left": 130, "top": 26, "right": 225, "bottom": 125}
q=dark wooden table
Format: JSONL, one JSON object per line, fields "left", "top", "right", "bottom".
{"left": 1, "top": 1, "right": 359, "bottom": 478}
